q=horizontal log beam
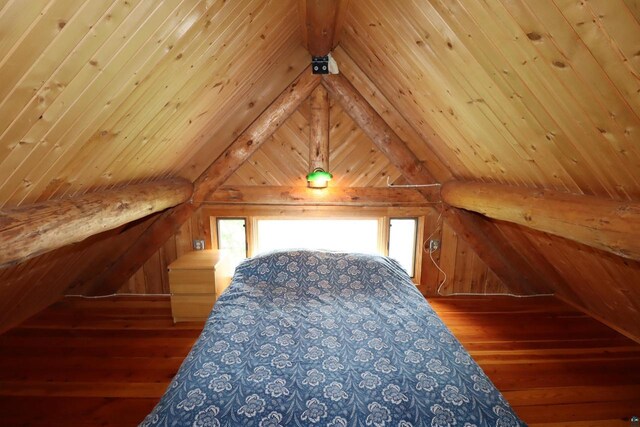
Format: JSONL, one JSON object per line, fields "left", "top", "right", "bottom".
{"left": 322, "top": 74, "right": 440, "bottom": 203}
{"left": 441, "top": 181, "right": 640, "bottom": 260}
{"left": 87, "top": 69, "right": 320, "bottom": 295}
{"left": 208, "top": 185, "right": 433, "bottom": 206}
{"left": 323, "top": 73, "right": 551, "bottom": 294}
{"left": 0, "top": 179, "right": 192, "bottom": 269}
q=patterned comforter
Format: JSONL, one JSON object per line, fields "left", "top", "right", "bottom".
{"left": 141, "top": 250, "right": 525, "bottom": 426}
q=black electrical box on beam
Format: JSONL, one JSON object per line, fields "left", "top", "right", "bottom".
{"left": 312, "top": 56, "right": 329, "bottom": 74}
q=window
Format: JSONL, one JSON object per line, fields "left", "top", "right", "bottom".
{"left": 217, "top": 218, "right": 247, "bottom": 272}
{"left": 254, "top": 218, "right": 380, "bottom": 256}
{"left": 388, "top": 218, "right": 418, "bottom": 277}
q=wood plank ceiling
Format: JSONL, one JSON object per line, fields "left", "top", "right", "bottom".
{"left": 226, "top": 99, "right": 403, "bottom": 187}
{"left": 334, "top": 0, "right": 640, "bottom": 341}
{"left": 0, "top": 0, "right": 639, "bottom": 342}
{"left": 340, "top": 0, "right": 640, "bottom": 198}
{"left": 0, "top": 0, "right": 308, "bottom": 206}
{"left": 0, "top": 0, "right": 309, "bottom": 332}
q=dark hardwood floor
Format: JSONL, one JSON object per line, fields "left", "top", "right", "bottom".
{"left": 0, "top": 295, "right": 638, "bottom": 426}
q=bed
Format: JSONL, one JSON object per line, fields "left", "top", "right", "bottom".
{"left": 141, "top": 250, "right": 525, "bottom": 426}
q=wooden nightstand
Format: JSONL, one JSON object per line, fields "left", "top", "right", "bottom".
{"left": 168, "top": 250, "right": 221, "bottom": 323}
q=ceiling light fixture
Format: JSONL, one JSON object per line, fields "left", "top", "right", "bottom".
{"left": 306, "top": 167, "right": 333, "bottom": 189}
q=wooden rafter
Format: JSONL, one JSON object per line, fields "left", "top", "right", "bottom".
{"left": 308, "top": 86, "right": 330, "bottom": 172}
{"left": 208, "top": 185, "right": 431, "bottom": 206}
{"left": 0, "top": 179, "right": 192, "bottom": 269}
{"left": 442, "top": 181, "right": 640, "bottom": 261}
{"left": 322, "top": 73, "right": 553, "bottom": 294}
{"left": 86, "top": 68, "right": 321, "bottom": 295}
{"left": 299, "top": 0, "right": 351, "bottom": 56}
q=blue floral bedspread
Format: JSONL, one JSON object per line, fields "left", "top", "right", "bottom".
{"left": 141, "top": 250, "right": 525, "bottom": 427}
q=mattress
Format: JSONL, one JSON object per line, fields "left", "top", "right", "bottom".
{"left": 141, "top": 250, "right": 525, "bottom": 426}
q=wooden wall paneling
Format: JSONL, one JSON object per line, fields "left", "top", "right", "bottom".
{"left": 0, "top": 0, "right": 51, "bottom": 62}
{"left": 0, "top": 0, "right": 188, "bottom": 206}
{"left": 142, "top": 250, "right": 164, "bottom": 295}
{"left": 502, "top": 1, "right": 640, "bottom": 184}
{"left": 431, "top": 0, "right": 628, "bottom": 193}
{"left": 87, "top": 68, "right": 320, "bottom": 296}
{"left": 622, "top": 0, "right": 640, "bottom": 22}
{"left": 99, "top": 0, "right": 303, "bottom": 187}
{"left": 174, "top": 218, "right": 193, "bottom": 259}
{"left": 0, "top": 212, "right": 157, "bottom": 333}
{"left": 380, "top": 1, "right": 556, "bottom": 187}
{"left": 419, "top": 209, "right": 444, "bottom": 296}
{"left": 0, "top": 0, "right": 115, "bottom": 160}
{"left": 121, "top": 233, "right": 180, "bottom": 295}
{"left": 130, "top": 20, "right": 306, "bottom": 184}
{"left": 331, "top": 47, "right": 459, "bottom": 182}
{"left": 341, "top": 0, "right": 640, "bottom": 197}
{"left": 54, "top": 0, "right": 270, "bottom": 195}
{"left": 338, "top": 31, "right": 487, "bottom": 182}
{"left": 177, "top": 44, "right": 310, "bottom": 181}
{"left": 343, "top": 2, "right": 534, "bottom": 187}
{"left": 0, "top": 0, "right": 89, "bottom": 103}
{"left": 227, "top": 98, "right": 404, "bottom": 189}
{"left": 322, "top": 72, "right": 554, "bottom": 295}
{"left": 515, "top": 226, "right": 640, "bottom": 342}
{"left": 452, "top": 230, "right": 470, "bottom": 293}
{"left": 0, "top": 0, "right": 125, "bottom": 201}
{"left": 574, "top": 0, "right": 640, "bottom": 109}
{"left": 437, "top": 222, "right": 458, "bottom": 294}
{"left": 418, "top": 0, "right": 587, "bottom": 192}
{"left": 471, "top": 0, "right": 640, "bottom": 195}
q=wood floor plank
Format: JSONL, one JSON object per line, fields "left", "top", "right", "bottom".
{"left": 0, "top": 295, "right": 638, "bottom": 425}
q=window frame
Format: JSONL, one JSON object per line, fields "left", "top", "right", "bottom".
{"left": 209, "top": 209, "right": 424, "bottom": 285}
{"left": 388, "top": 217, "right": 419, "bottom": 278}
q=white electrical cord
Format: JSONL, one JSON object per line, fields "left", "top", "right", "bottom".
{"left": 66, "top": 293, "right": 170, "bottom": 299}
{"left": 425, "top": 208, "right": 554, "bottom": 299}
{"left": 386, "top": 176, "right": 442, "bottom": 188}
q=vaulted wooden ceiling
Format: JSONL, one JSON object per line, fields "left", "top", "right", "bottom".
{"left": 1, "top": 0, "right": 639, "bottom": 342}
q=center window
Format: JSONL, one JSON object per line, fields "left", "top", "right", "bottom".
{"left": 254, "top": 218, "right": 381, "bottom": 256}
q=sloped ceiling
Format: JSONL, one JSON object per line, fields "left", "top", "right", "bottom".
{"left": 340, "top": 0, "right": 640, "bottom": 198}
{"left": 336, "top": 0, "right": 640, "bottom": 340}
{"left": 0, "top": 0, "right": 309, "bottom": 332}
{"left": 0, "top": 0, "right": 308, "bottom": 206}
{"left": 1, "top": 0, "right": 640, "bottom": 340}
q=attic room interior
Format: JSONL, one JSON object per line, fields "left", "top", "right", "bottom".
{"left": 1, "top": 0, "right": 640, "bottom": 425}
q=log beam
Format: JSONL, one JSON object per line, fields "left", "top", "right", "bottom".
{"left": 322, "top": 73, "right": 551, "bottom": 294}
{"left": 208, "top": 185, "right": 432, "bottom": 206}
{"left": 441, "top": 181, "right": 640, "bottom": 260}
{"left": 299, "top": 0, "right": 350, "bottom": 56}
{"left": 88, "top": 69, "right": 320, "bottom": 295}
{"left": 192, "top": 68, "right": 321, "bottom": 202}
{"left": 309, "top": 86, "right": 330, "bottom": 172}
{"left": 322, "top": 74, "right": 441, "bottom": 202}
{"left": 0, "top": 179, "right": 192, "bottom": 269}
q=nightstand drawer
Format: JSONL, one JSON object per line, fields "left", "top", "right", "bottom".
{"left": 170, "top": 294, "right": 217, "bottom": 321}
{"left": 168, "top": 269, "right": 215, "bottom": 294}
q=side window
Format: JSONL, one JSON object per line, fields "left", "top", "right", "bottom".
{"left": 216, "top": 218, "right": 247, "bottom": 269}
{"left": 388, "top": 218, "right": 418, "bottom": 277}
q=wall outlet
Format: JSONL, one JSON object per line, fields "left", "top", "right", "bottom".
{"left": 429, "top": 239, "right": 440, "bottom": 252}
{"left": 193, "top": 239, "right": 205, "bottom": 251}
